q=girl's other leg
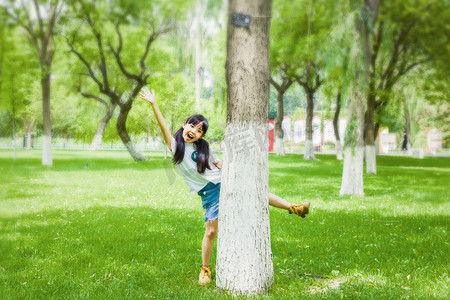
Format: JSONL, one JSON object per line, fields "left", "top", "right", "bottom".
{"left": 199, "top": 218, "right": 218, "bottom": 285}
{"left": 269, "top": 192, "right": 310, "bottom": 218}
{"left": 201, "top": 218, "right": 218, "bottom": 266}
{"left": 268, "top": 192, "right": 291, "bottom": 209}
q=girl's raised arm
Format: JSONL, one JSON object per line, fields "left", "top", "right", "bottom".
{"left": 139, "top": 87, "right": 173, "bottom": 152}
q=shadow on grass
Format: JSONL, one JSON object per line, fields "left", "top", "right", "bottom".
{"left": 0, "top": 155, "right": 172, "bottom": 173}
{"left": 269, "top": 208, "right": 449, "bottom": 298}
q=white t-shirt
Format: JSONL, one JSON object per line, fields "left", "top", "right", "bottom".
{"left": 168, "top": 136, "right": 222, "bottom": 193}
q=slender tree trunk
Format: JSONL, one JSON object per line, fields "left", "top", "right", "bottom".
{"left": 340, "top": 88, "right": 365, "bottom": 195}
{"left": 304, "top": 89, "right": 316, "bottom": 160}
{"left": 217, "top": 0, "right": 273, "bottom": 295}
{"left": 22, "top": 117, "right": 36, "bottom": 149}
{"left": 333, "top": 91, "right": 343, "bottom": 160}
{"left": 194, "top": 2, "right": 202, "bottom": 110}
{"left": 91, "top": 103, "right": 117, "bottom": 150}
{"left": 41, "top": 70, "right": 52, "bottom": 166}
{"left": 11, "top": 75, "right": 16, "bottom": 160}
{"left": 274, "top": 92, "right": 285, "bottom": 155}
{"left": 340, "top": 0, "right": 380, "bottom": 195}
{"left": 403, "top": 97, "right": 411, "bottom": 150}
{"left": 116, "top": 101, "right": 146, "bottom": 161}
{"left": 364, "top": 91, "right": 376, "bottom": 173}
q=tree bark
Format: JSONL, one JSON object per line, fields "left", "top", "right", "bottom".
{"left": 403, "top": 97, "right": 411, "bottom": 150}
{"left": 333, "top": 91, "right": 343, "bottom": 160}
{"left": 91, "top": 102, "right": 117, "bottom": 150}
{"left": 304, "top": 89, "right": 316, "bottom": 160}
{"left": 341, "top": 0, "right": 380, "bottom": 195}
{"left": 217, "top": 0, "right": 273, "bottom": 295}
{"left": 270, "top": 75, "right": 293, "bottom": 156}
{"left": 116, "top": 100, "right": 146, "bottom": 161}
{"left": 274, "top": 92, "right": 285, "bottom": 155}
{"left": 340, "top": 88, "right": 365, "bottom": 195}
{"left": 23, "top": 117, "right": 36, "bottom": 149}
{"left": 41, "top": 71, "right": 52, "bottom": 166}
{"left": 364, "top": 88, "right": 376, "bottom": 173}
{"left": 194, "top": 2, "right": 202, "bottom": 110}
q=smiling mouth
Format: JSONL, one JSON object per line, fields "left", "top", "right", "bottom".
{"left": 186, "top": 133, "right": 195, "bottom": 141}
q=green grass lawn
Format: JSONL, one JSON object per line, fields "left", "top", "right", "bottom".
{"left": 1, "top": 149, "right": 449, "bottom": 299}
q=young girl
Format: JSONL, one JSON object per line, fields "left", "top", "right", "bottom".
{"left": 139, "top": 87, "right": 310, "bottom": 285}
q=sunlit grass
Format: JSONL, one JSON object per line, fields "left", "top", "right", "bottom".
{"left": 0, "top": 149, "right": 449, "bottom": 299}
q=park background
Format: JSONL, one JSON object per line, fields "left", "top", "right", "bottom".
{"left": 1, "top": 0, "right": 449, "bottom": 299}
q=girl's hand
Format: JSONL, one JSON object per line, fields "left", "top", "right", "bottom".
{"left": 139, "top": 87, "right": 156, "bottom": 104}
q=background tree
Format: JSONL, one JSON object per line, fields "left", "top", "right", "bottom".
{"left": 216, "top": 0, "right": 273, "bottom": 295}
{"left": 269, "top": 67, "right": 294, "bottom": 155}
{"left": 65, "top": 0, "right": 189, "bottom": 160}
{"left": 294, "top": 0, "right": 332, "bottom": 160}
{"left": 271, "top": 0, "right": 331, "bottom": 160}
{"left": 3, "top": 0, "right": 64, "bottom": 166}
{"left": 338, "top": 0, "right": 380, "bottom": 195}
{"left": 0, "top": 25, "right": 41, "bottom": 149}
{"left": 363, "top": 0, "right": 449, "bottom": 173}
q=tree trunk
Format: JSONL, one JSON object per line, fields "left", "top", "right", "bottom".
{"left": 340, "top": 0, "right": 380, "bottom": 195}
{"left": 364, "top": 91, "right": 376, "bottom": 173}
{"left": 333, "top": 91, "right": 343, "bottom": 160}
{"left": 274, "top": 92, "right": 285, "bottom": 155}
{"left": 11, "top": 76, "right": 16, "bottom": 160}
{"left": 91, "top": 103, "right": 117, "bottom": 150}
{"left": 41, "top": 70, "right": 52, "bottom": 166}
{"left": 194, "top": 2, "right": 202, "bottom": 110}
{"left": 365, "top": 145, "right": 376, "bottom": 173}
{"left": 217, "top": 0, "right": 273, "bottom": 295}
{"left": 335, "top": 140, "right": 343, "bottom": 160}
{"left": 340, "top": 90, "right": 365, "bottom": 195}
{"left": 304, "top": 89, "right": 316, "bottom": 160}
{"left": 403, "top": 97, "right": 411, "bottom": 150}
{"left": 341, "top": 146, "right": 364, "bottom": 195}
{"left": 116, "top": 101, "right": 146, "bottom": 161}
{"left": 22, "top": 117, "right": 35, "bottom": 149}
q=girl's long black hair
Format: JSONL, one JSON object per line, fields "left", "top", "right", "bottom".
{"left": 173, "top": 114, "right": 211, "bottom": 174}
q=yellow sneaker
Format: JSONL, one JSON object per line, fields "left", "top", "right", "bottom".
{"left": 198, "top": 265, "right": 212, "bottom": 285}
{"left": 289, "top": 202, "right": 310, "bottom": 218}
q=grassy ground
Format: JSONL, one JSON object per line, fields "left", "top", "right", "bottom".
{"left": 0, "top": 149, "right": 449, "bottom": 299}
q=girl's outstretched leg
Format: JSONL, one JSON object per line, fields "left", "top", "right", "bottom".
{"left": 268, "top": 193, "right": 291, "bottom": 209}
{"left": 199, "top": 218, "right": 218, "bottom": 285}
{"left": 269, "top": 193, "right": 310, "bottom": 218}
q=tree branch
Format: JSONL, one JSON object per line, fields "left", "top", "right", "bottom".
{"left": 270, "top": 77, "right": 281, "bottom": 92}
{"left": 32, "top": 0, "right": 45, "bottom": 45}
{"left": 66, "top": 37, "right": 104, "bottom": 91}
{"left": 109, "top": 23, "right": 141, "bottom": 82}
{"left": 81, "top": 92, "right": 109, "bottom": 108}
{"left": 139, "top": 32, "right": 157, "bottom": 77}
{"left": 3, "top": 5, "right": 41, "bottom": 54}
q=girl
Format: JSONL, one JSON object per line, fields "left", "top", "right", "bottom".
{"left": 139, "top": 87, "right": 310, "bottom": 285}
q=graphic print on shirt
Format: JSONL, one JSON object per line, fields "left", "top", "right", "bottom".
{"left": 191, "top": 151, "right": 198, "bottom": 162}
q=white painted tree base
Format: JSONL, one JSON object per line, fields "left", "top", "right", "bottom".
{"left": 217, "top": 122, "right": 273, "bottom": 295}
{"left": 365, "top": 145, "right": 376, "bottom": 174}
{"left": 340, "top": 147, "right": 364, "bottom": 195}
{"left": 304, "top": 139, "right": 316, "bottom": 160}
{"left": 124, "top": 141, "right": 146, "bottom": 161}
{"left": 275, "top": 136, "right": 285, "bottom": 156}
{"left": 42, "top": 135, "right": 52, "bottom": 166}
{"left": 26, "top": 133, "right": 32, "bottom": 149}
{"left": 90, "top": 133, "right": 103, "bottom": 150}
{"left": 336, "top": 140, "right": 343, "bottom": 160}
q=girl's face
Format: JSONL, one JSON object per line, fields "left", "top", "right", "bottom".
{"left": 182, "top": 122, "right": 205, "bottom": 143}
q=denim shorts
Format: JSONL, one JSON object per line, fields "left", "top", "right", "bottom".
{"left": 197, "top": 182, "right": 221, "bottom": 222}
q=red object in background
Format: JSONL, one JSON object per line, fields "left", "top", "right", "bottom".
{"left": 268, "top": 119, "right": 274, "bottom": 152}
